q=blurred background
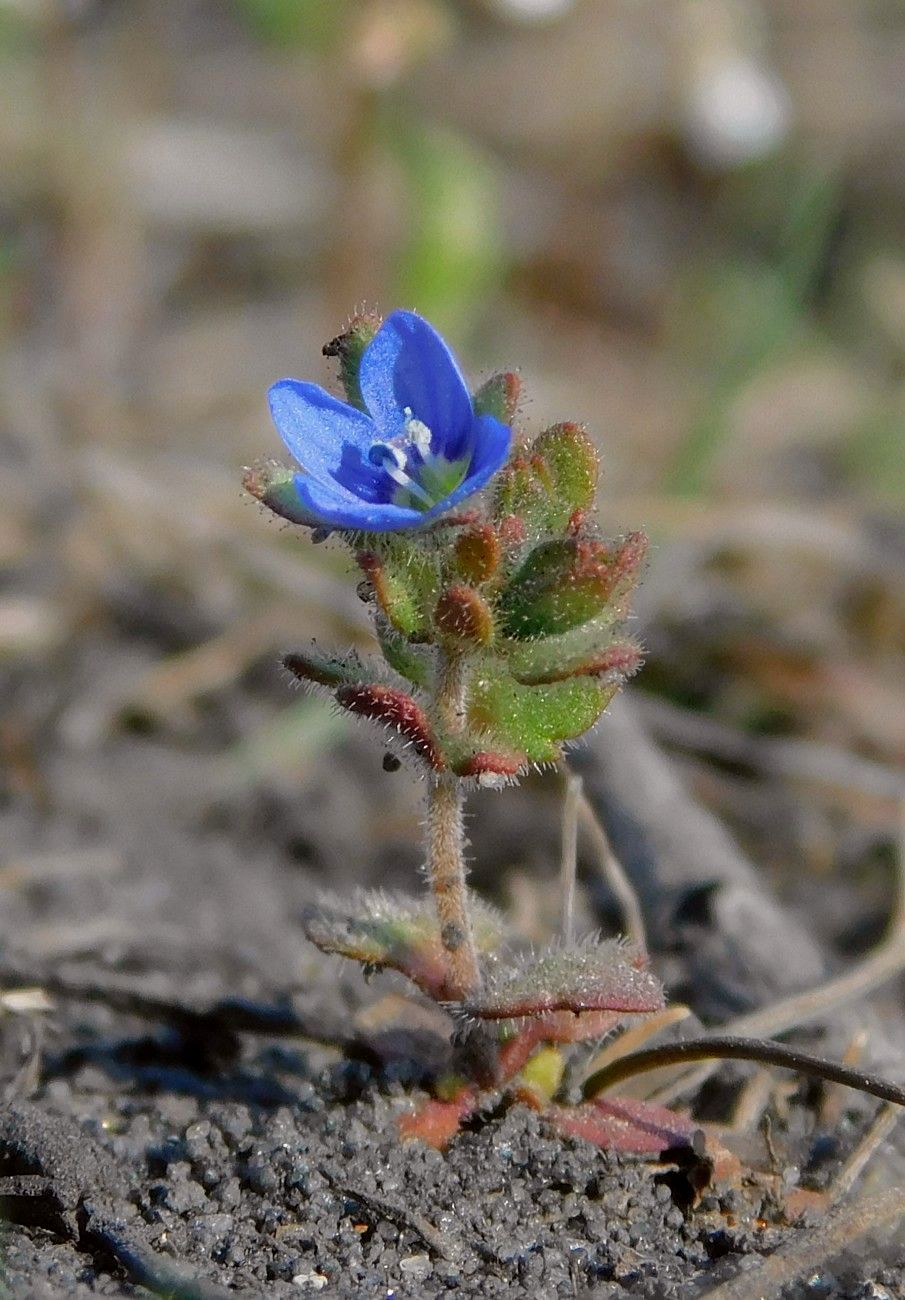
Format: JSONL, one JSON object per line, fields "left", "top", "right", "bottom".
{"left": 1, "top": 0, "right": 903, "bottom": 973}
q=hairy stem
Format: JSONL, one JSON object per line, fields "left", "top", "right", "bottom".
{"left": 428, "top": 652, "right": 481, "bottom": 999}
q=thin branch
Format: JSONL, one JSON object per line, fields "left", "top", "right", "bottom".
{"left": 823, "top": 1103, "right": 902, "bottom": 1207}
{"left": 649, "top": 800, "right": 905, "bottom": 1105}
{"left": 696, "top": 1190, "right": 905, "bottom": 1300}
{"left": 582, "top": 1036, "right": 905, "bottom": 1109}
{"left": 317, "top": 1167, "right": 456, "bottom": 1261}
{"left": 573, "top": 778, "right": 647, "bottom": 953}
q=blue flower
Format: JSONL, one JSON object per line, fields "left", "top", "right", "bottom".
{"left": 267, "top": 311, "right": 512, "bottom": 532}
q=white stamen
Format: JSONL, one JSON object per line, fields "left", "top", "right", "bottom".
{"left": 368, "top": 440, "right": 434, "bottom": 506}
{"left": 406, "top": 417, "right": 433, "bottom": 458}
{"left": 369, "top": 442, "right": 406, "bottom": 472}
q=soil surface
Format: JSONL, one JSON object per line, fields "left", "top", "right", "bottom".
{"left": 1, "top": 625, "right": 903, "bottom": 1298}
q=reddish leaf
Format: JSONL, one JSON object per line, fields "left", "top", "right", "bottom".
{"left": 550, "top": 1096, "right": 698, "bottom": 1156}
{"left": 464, "top": 940, "right": 664, "bottom": 1021}
{"left": 399, "top": 1090, "right": 476, "bottom": 1149}
{"left": 335, "top": 683, "right": 444, "bottom": 770}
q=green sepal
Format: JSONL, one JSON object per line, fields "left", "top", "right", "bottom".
{"left": 375, "top": 614, "right": 432, "bottom": 688}
{"left": 243, "top": 461, "right": 322, "bottom": 527}
{"left": 322, "top": 311, "right": 382, "bottom": 410}
{"left": 357, "top": 541, "right": 439, "bottom": 640}
{"left": 473, "top": 371, "right": 520, "bottom": 426}
{"left": 467, "top": 662, "right": 615, "bottom": 764}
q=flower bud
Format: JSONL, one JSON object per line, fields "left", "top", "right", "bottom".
{"left": 434, "top": 584, "right": 494, "bottom": 646}
{"left": 492, "top": 422, "right": 599, "bottom": 538}
{"left": 531, "top": 422, "right": 598, "bottom": 514}
{"left": 472, "top": 371, "right": 520, "bottom": 426}
{"left": 322, "top": 310, "right": 382, "bottom": 409}
{"left": 454, "top": 523, "right": 501, "bottom": 585}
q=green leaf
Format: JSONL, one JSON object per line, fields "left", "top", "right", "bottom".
{"left": 464, "top": 938, "right": 663, "bottom": 1020}
{"left": 498, "top": 535, "right": 646, "bottom": 640}
{"left": 467, "top": 663, "right": 613, "bottom": 763}
{"left": 506, "top": 622, "right": 642, "bottom": 686}
{"left": 282, "top": 647, "right": 371, "bottom": 689}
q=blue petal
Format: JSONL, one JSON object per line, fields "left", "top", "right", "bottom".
{"left": 421, "top": 413, "right": 513, "bottom": 520}
{"left": 269, "top": 380, "right": 375, "bottom": 477}
{"left": 461, "top": 412, "right": 513, "bottom": 483}
{"left": 294, "top": 474, "right": 426, "bottom": 532}
{"left": 359, "top": 311, "right": 473, "bottom": 453}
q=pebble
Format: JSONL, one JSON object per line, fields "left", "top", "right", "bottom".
{"left": 292, "top": 1272, "right": 329, "bottom": 1291}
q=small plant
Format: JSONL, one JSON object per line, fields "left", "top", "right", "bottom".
{"left": 245, "top": 311, "right": 904, "bottom": 1167}
{"left": 244, "top": 308, "right": 694, "bottom": 1156}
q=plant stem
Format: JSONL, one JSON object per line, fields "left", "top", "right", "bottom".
{"left": 428, "top": 651, "right": 481, "bottom": 999}
{"left": 581, "top": 1036, "right": 905, "bottom": 1108}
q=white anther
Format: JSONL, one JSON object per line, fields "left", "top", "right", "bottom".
{"left": 405, "top": 417, "right": 433, "bottom": 458}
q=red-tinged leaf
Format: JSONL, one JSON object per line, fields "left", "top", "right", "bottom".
{"left": 464, "top": 939, "right": 664, "bottom": 1021}
{"left": 498, "top": 1010, "right": 620, "bottom": 1083}
{"left": 303, "top": 890, "right": 504, "bottom": 1001}
{"left": 335, "top": 683, "right": 445, "bottom": 770}
{"left": 508, "top": 637, "right": 643, "bottom": 687}
{"left": 399, "top": 1090, "right": 476, "bottom": 1149}
{"left": 500, "top": 534, "right": 648, "bottom": 640}
{"left": 283, "top": 648, "right": 367, "bottom": 689}
{"left": 550, "top": 1096, "right": 699, "bottom": 1156}
{"left": 452, "top": 749, "right": 528, "bottom": 781}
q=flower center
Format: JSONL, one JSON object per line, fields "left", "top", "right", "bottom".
{"left": 367, "top": 409, "right": 465, "bottom": 512}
